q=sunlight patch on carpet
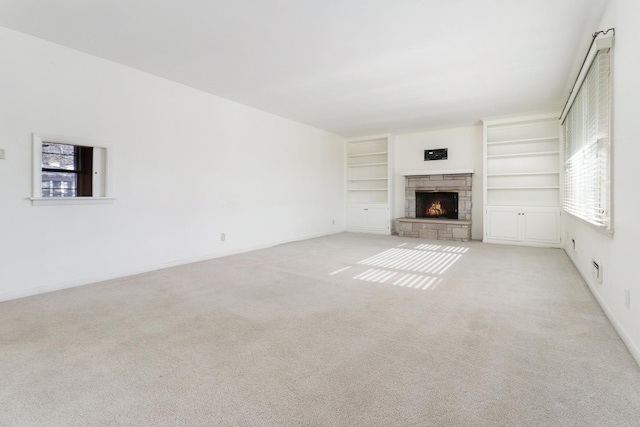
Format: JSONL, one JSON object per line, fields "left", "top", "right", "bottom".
{"left": 352, "top": 268, "right": 441, "bottom": 290}
{"left": 358, "top": 248, "right": 462, "bottom": 274}
{"left": 329, "top": 242, "right": 468, "bottom": 290}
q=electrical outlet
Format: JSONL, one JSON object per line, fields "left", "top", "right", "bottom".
{"left": 0, "top": 149, "right": 5, "bottom": 160}
{"left": 332, "top": 219, "right": 335, "bottom": 225}
{"left": 625, "top": 289, "right": 630, "bottom": 308}
{"left": 220, "top": 233, "right": 226, "bottom": 241}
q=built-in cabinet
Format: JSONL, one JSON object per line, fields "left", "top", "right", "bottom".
{"left": 483, "top": 114, "right": 562, "bottom": 246}
{"left": 346, "top": 136, "right": 392, "bottom": 234}
{"left": 485, "top": 206, "right": 561, "bottom": 244}
{"left": 346, "top": 205, "right": 390, "bottom": 232}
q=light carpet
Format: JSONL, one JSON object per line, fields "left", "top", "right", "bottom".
{"left": 1, "top": 232, "right": 639, "bottom": 426}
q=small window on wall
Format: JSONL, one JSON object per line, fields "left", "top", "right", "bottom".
{"left": 32, "top": 133, "right": 114, "bottom": 205}
{"left": 42, "top": 142, "right": 93, "bottom": 197}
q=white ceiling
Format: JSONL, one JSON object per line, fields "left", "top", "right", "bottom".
{"left": 0, "top": 0, "right": 609, "bottom": 137}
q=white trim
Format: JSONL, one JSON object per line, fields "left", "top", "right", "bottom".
{"left": 562, "top": 209, "right": 615, "bottom": 238}
{"left": 401, "top": 169, "right": 473, "bottom": 176}
{"left": 30, "top": 197, "right": 116, "bottom": 206}
{"left": 482, "top": 111, "right": 560, "bottom": 127}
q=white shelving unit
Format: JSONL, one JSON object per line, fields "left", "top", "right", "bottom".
{"left": 483, "top": 113, "right": 562, "bottom": 246}
{"left": 345, "top": 136, "right": 392, "bottom": 234}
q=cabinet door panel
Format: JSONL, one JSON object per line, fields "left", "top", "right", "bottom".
{"left": 364, "top": 206, "right": 389, "bottom": 231}
{"left": 346, "top": 206, "right": 366, "bottom": 228}
{"left": 486, "top": 208, "right": 521, "bottom": 241}
{"left": 522, "top": 209, "right": 560, "bottom": 243}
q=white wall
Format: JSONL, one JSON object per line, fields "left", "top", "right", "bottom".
{"left": 563, "top": 0, "right": 640, "bottom": 364}
{"left": 0, "top": 27, "right": 345, "bottom": 301}
{"left": 393, "top": 125, "right": 484, "bottom": 239}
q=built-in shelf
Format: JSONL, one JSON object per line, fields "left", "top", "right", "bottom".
{"left": 346, "top": 136, "right": 392, "bottom": 234}
{"left": 483, "top": 113, "right": 562, "bottom": 247}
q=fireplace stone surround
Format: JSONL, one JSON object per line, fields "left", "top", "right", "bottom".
{"left": 397, "top": 170, "right": 473, "bottom": 241}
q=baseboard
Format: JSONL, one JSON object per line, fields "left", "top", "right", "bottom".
{"left": 564, "top": 247, "right": 640, "bottom": 368}
{"left": 345, "top": 228, "right": 391, "bottom": 235}
{"left": 483, "top": 238, "right": 563, "bottom": 248}
{"left": 0, "top": 230, "right": 345, "bottom": 303}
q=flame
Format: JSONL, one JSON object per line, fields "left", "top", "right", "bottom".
{"left": 426, "top": 200, "right": 447, "bottom": 217}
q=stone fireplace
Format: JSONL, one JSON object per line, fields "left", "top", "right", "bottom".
{"left": 397, "top": 170, "right": 473, "bottom": 241}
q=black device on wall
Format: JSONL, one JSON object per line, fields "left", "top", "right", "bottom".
{"left": 424, "top": 148, "right": 448, "bottom": 161}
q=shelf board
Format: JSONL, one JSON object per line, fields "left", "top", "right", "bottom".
{"left": 347, "top": 151, "right": 387, "bottom": 157}
{"left": 487, "top": 136, "right": 559, "bottom": 146}
{"left": 487, "top": 186, "right": 560, "bottom": 190}
{"left": 347, "top": 189, "right": 388, "bottom": 192}
{"left": 347, "top": 178, "right": 388, "bottom": 181}
{"left": 347, "top": 162, "right": 388, "bottom": 168}
{"left": 346, "top": 201, "right": 389, "bottom": 205}
{"left": 346, "top": 138, "right": 387, "bottom": 145}
{"left": 487, "top": 151, "right": 559, "bottom": 159}
{"left": 486, "top": 172, "right": 559, "bottom": 177}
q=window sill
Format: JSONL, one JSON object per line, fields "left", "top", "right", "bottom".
{"left": 31, "top": 197, "right": 116, "bottom": 206}
{"left": 563, "top": 209, "right": 614, "bottom": 238}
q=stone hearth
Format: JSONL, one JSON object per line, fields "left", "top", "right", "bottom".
{"left": 396, "top": 171, "right": 472, "bottom": 241}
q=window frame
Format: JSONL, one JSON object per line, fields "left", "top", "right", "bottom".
{"left": 31, "top": 133, "right": 115, "bottom": 206}
{"left": 41, "top": 142, "right": 94, "bottom": 197}
{"left": 560, "top": 33, "right": 614, "bottom": 235}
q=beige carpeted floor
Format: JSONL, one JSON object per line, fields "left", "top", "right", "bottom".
{"left": 1, "top": 232, "right": 639, "bottom": 426}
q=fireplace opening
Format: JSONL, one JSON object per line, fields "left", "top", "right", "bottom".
{"left": 416, "top": 191, "right": 458, "bottom": 219}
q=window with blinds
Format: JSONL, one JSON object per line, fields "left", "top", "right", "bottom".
{"left": 562, "top": 49, "right": 611, "bottom": 230}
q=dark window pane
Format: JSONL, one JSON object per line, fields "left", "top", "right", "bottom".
{"left": 42, "top": 171, "right": 77, "bottom": 197}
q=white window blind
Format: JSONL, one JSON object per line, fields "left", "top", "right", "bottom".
{"left": 562, "top": 49, "right": 611, "bottom": 230}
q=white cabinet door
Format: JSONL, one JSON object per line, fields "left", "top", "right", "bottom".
{"left": 522, "top": 208, "right": 561, "bottom": 244}
{"left": 364, "top": 206, "right": 389, "bottom": 230}
{"left": 486, "top": 207, "right": 521, "bottom": 241}
{"left": 346, "top": 206, "right": 367, "bottom": 229}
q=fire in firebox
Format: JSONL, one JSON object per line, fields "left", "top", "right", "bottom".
{"left": 426, "top": 200, "right": 447, "bottom": 217}
{"left": 416, "top": 191, "right": 458, "bottom": 219}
